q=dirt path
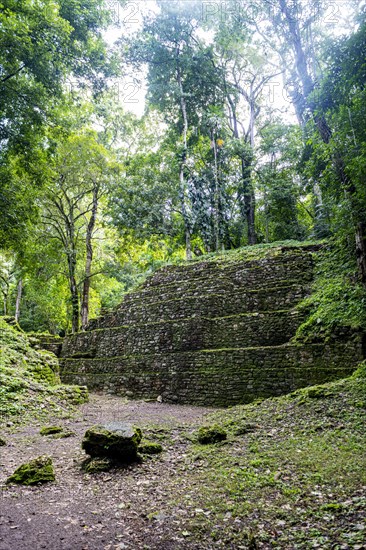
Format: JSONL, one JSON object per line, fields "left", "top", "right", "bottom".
{"left": 0, "top": 395, "right": 215, "bottom": 550}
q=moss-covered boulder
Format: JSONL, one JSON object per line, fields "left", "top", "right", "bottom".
{"left": 138, "top": 441, "right": 163, "bottom": 455}
{"left": 6, "top": 456, "right": 55, "bottom": 485}
{"left": 52, "top": 430, "right": 75, "bottom": 439}
{"left": 40, "top": 425, "right": 64, "bottom": 436}
{"left": 0, "top": 436, "right": 6, "bottom": 446}
{"left": 82, "top": 423, "right": 142, "bottom": 463}
{"left": 197, "top": 424, "right": 227, "bottom": 444}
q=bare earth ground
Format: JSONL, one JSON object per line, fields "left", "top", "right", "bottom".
{"left": 1, "top": 385, "right": 366, "bottom": 550}
{"left": 0, "top": 395, "right": 215, "bottom": 550}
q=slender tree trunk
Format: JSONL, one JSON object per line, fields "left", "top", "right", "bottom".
{"left": 264, "top": 187, "right": 269, "bottom": 243}
{"left": 177, "top": 64, "right": 192, "bottom": 260}
{"left": 211, "top": 130, "right": 221, "bottom": 251}
{"left": 1, "top": 280, "right": 9, "bottom": 315}
{"left": 241, "top": 158, "right": 256, "bottom": 245}
{"left": 279, "top": 0, "right": 366, "bottom": 283}
{"left": 15, "top": 279, "right": 22, "bottom": 323}
{"left": 248, "top": 95, "right": 257, "bottom": 245}
{"left": 185, "top": 229, "right": 192, "bottom": 260}
{"left": 81, "top": 184, "right": 99, "bottom": 330}
{"left": 67, "top": 234, "right": 79, "bottom": 334}
{"left": 356, "top": 222, "right": 366, "bottom": 285}
{"left": 228, "top": 95, "right": 256, "bottom": 245}
{"left": 65, "top": 204, "right": 79, "bottom": 333}
{"left": 247, "top": 98, "right": 257, "bottom": 245}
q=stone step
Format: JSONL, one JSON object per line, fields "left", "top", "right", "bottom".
{"left": 117, "top": 278, "right": 311, "bottom": 317}
{"left": 85, "top": 252, "right": 314, "bottom": 331}
{"left": 62, "top": 310, "right": 303, "bottom": 358}
{"left": 138, "top": 265, "right": 313, "bottom": 299}
{"left": 143, "top": 248, "right": 313, "bottom": 288}
{"left": 60, "top": 338, "right": 363, "bottom": 407}
{"left": 61, "top": 245, "right": 364, "bottom": 406}
{"left": 88, "top": 284, "right": 309, "bottom": 330}
{"left": 142, "top": 250, "right": 313, "bottom": 289}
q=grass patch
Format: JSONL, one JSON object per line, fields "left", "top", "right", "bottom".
{"left": 160, "top": 366, "right": 366, "bottom": 548}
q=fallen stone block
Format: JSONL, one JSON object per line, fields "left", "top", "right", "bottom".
{"left": 82, "top": 423, "right": 142, "bottom": 463}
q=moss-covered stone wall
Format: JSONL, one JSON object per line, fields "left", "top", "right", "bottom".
{"left": 61, "top": 340, "right": 363, "bottom": 407}
{"left": 28, "top": 334, "right": 63, "bottom": 357}
{"left": 60, "top": 246, "right": 364, "bottom": 406}
{"left": 62, "top": 310, "right": 303, "bottom": 358}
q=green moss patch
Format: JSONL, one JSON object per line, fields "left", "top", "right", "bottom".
{"left": 178, "top": 368, "right": 366, "bottom": 547}
{"left": 197, "top": 425, "right": 227, "bottom": 444}
{"left": 39, "top": 425, "right": 75, "bottom": 438}
{"left": 6, "top": 456, "right": 55, "bottom": 486}
{"left": 52, "top": 430, "right": 75, "bottom": 439}
{"left": 0, "top": 317, "right": 88, "bottom": 424}
{"left": 138, "top": 441, "right": 163, "bottom": 455}
{"left": 40, "top": 425, "right": 64, "bottom": 436}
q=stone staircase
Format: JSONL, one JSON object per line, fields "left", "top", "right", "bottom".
{"left": 60, "top": 246, "right": 363, "bottom": 406}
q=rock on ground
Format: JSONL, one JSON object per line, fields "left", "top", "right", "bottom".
{"left": 82, "top": 422, "right": 142, "bottom": 462}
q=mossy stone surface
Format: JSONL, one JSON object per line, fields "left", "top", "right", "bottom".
{"left": 0, "top": 436, "right": 6, "bottom": 446}
{"left": 138, "top": 441, "right": 163, "bottom": 455}
{"left": 6, "top": 456, "right": 55, "bottom": 485}
{"left": 40, "top": 425, "right": 64, "bottom": 436}
{"left": 0, "top": 316, "right": 89, "bottom": 421}
{"left": 60, "top": 246, "right": 363, "bottom": 407}
{"left": 82, "top": 423, "right": 142, "bottom": 462}
{"left": 197, "top": 425, "right": 227, "bottom": 444}
{"left": 52, "top": 430, "right": 75, "bottom": 439}
{"left": 81, "top": 457, "right": 114, "bottom": 473}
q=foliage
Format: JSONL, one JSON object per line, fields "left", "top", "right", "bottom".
{"left": 256, "top": 123, "right": 308, "bottom": 242}
{"left": 0, "top": 317, "right": 88, "bottom": 422}
{"left": 295, "top": 240, "right": 366, "bottom": 341}
{"left": 0, "top": 0, "right": 115, "bottom": 249}
{"left": 0, "top": 0, "right": 365, "bottom": 335}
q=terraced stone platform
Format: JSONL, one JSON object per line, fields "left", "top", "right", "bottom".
{"left": 60, "top": 246, "right": 364, "bottom": 406}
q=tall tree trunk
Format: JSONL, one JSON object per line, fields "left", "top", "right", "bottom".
{"left": 279, "top": 0, "right": 366, "bottom": 283}
{"left": 240, "top": 158, "right": 256, "bottom": 245}
{"left": 212, "top": 131, "right": 221, "bottom": 251}
{"left": 1, "top": 281, "right": 9, "bottom": 315}
{"left": 177, "top": 64, "right": 192, "bottom": 260}
{"left": 15, "top": 279, "right": 22, "bottom": 323}
{"left": 356, "top": 222, "right": 366, "bottom": 285}
{"left": 247, "top": 96, "right": 257, "bottom": 245}
{"left": 185, "top": 229, "right": 192, "bottom": 260}
{"left": 228, "top": 95, "right": 256, "bottom": 245}
{"left": 64, "top": 208, "right": 79, "bottom": 333}
{"left": 264, "top": 187, "right": 269, "bottom": 243}
{"left": 80, "top": 184, "right": 99, "bottom": 330}
{"left": 67, "top": 242, "right": 79, "bottom": 334}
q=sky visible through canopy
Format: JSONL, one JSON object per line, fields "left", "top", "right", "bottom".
{"left": 103, "top": 0, "right": 359, "bottom": 118}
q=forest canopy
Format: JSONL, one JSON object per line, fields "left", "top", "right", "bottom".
{"left": 1, "top": 0, "right": 365, "bottom": 334}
